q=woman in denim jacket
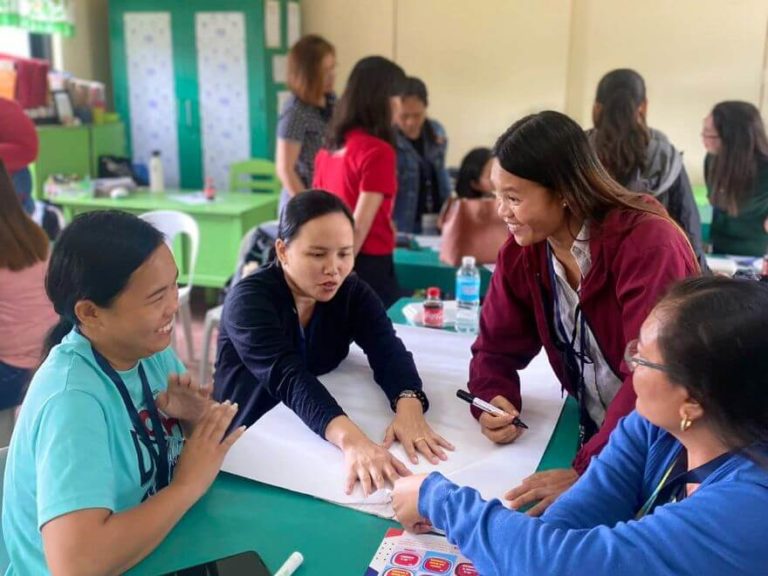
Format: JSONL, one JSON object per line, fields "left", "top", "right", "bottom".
{"left": 393, "top": 77, "right": 452, "bottom": 234}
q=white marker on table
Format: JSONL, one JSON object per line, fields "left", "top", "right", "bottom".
{"left": 274, "top": 551, "right": 304, "bottom": 576}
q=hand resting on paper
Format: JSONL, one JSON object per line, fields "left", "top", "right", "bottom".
{"left": 479, "top": 395, "right": 525, "bottom": 444}
{"left": 391, "top": 474, "right": 433, "bottom": 534}
{"left": 383, "top": 397, "right": 455, "bottom": 465}
{"left": 504, "top": 467, "right": 579, "bottom": 516}
{"left": 325, "top": 415, "right": 412, "bottom": 497}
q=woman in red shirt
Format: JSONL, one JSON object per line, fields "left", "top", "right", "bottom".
{"left": 0, "top": 97, "right": 38, "bottom": 214}
{"left": 313, "top": 56, "right": 406, "bottom": 307}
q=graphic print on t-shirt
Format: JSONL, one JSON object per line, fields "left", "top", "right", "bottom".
{"left": 131, "top": 407, "right": 184, "bottom": 501}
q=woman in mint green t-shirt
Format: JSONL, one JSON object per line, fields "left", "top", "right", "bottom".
{"left": 2, "top": 210, "right": 246, "bottom": 575}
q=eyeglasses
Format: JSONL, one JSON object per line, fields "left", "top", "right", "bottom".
{"left": 624, "top": 339, "right": 669, "bottom": 373}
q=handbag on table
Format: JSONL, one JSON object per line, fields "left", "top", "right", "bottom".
{"left": 437, "top": 196, "right": 509, "bottom": 266}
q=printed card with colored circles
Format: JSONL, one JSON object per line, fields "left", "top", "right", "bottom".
{"left": 365, "top": 528, "right": 478, "bottom": 576}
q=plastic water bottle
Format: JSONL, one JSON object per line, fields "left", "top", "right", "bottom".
{"left": 149, "top": 150, "right": 164, "bottom": 193}
{"left": 455, "top": 256, "right": 480, "bottom": 334}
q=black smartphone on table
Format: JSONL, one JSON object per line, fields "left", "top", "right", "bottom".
{"left": 161, "top": 551, "right": 271, "bottom": 576}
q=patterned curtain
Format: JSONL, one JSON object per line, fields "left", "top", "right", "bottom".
{"left": 0, "top": 0, "right": 75, "bottom": 37}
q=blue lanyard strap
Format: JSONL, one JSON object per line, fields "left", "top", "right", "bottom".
{"left": 637, "top": 448, "right": 734, "bottom": 519}
{"left": 545, "top": 244, "right": 596, "bottom": 447}
{"left": 91, "top": 346, "right": 170, "bottom": 491}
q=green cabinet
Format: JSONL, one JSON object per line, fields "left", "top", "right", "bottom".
{"left": 108, "top": 0, "right": 297, "bottom": 191}
{"left": 33, "top": 122, "right": 127, "bottom": 200}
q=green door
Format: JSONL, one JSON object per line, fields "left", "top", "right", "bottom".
{"left": 109, "top": 0, "right": 279, "bottom": 191}
{"left": 110, "top": 0, "right": 201, "bottom": 189}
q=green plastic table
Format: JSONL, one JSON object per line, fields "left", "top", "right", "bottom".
{"left": 394, "top": 247, "right": 493, "bottom": 298}
{"left": 693, "top": 183, "right": 712, "bottom": 245}
{"left": 49, "top": 190, "right": 279, "bottom": 288}
{"left": 127, "top": 300, "right": 580, "bottom": 575}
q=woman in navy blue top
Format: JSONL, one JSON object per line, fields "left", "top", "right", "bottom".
{"left": 214, "top": 190, "right": 453, "bottom": 495}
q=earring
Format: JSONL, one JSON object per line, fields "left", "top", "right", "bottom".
{"left": 562, "top": 201, "right": 568, "bottom": 208}
{"left": 680, "top": 416, "right": 693, "bottom": 432}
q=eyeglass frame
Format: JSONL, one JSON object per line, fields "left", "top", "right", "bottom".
{"left": 624, "top": 338, "right": 670, "bottom": 373}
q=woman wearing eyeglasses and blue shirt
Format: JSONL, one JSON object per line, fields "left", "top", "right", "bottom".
{"left": 393, "top": 276, "right": 768, "bottom": 575}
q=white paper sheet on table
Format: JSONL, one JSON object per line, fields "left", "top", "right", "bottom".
{"left": 222, "top": 324, "right": 566, "bottom": 519}
{"left": 167, "top": 192, "right": 215, "bottom": 205}
{"left": 413, "top": 235, "right": 442, "bottom": 252}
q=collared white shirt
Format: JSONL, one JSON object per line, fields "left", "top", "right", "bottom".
{"left": 549, "top": 223, "right": 622, "bottom": 427}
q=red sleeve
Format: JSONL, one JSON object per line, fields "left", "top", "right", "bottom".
{"left": 572, "top": 219, "right": 698, "bottom": 474}
{"left": 0, "top": 98, "right": 38, "bottom": 172}
{"left": 359, "top": 142, "right": 396, "bottom": 198}
{"left": 468, "top": 240, "right": 542, "bottom": 418}
{"left": 312, "top": 150, "right": 326, "bottom": 189}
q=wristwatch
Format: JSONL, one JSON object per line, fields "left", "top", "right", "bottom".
{"left": 391, "top": 389, "right": 429, "bottom": 413}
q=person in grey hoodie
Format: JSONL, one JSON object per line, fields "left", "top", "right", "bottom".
{"left": 588, "top": 69, "right": 708, "bottom": 270}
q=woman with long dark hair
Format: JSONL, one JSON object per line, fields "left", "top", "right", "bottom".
{"left": 0, "top": 160, "right": 57, "bottom": 444}
{"left": 392, "top": 76, "right": 451, "bottom": 234}
{"left": 3, "top": 211, "right": 245, "bottom": 574}
{"left": 703, "top": 100, "right": 768, "bottom": 256}
{"left": 589, "top": 69, "right": 706, "bottom": 267}
{"left": 457, "top": 111, "right": 698, "bottom": 514}
{"left": 454, "top": 147, "right": 494, "bottom": 199}
{"left": 313, "top": 56, "right": 406, "bottom": 307}
{"left": 215, "top": 190, "right": 452, "bottom": 497}
{"left": 393, "top": 277, "right": 768, "bottom": 575}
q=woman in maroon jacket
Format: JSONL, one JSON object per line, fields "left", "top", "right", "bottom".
{"left": 470, "top": 111, "right": 698, "bottom": 515}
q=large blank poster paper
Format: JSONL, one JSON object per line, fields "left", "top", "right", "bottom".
{"left": 222, "top": 325, "right": 566, "bottom": 518}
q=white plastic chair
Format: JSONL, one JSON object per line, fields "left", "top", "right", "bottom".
{"left": 198, "top": 222, "right": 276, "bottom": 386}
{"left": 140, "top": 210, "right": 200, "bottom": 362}
{"left": 0, "top": 446, "right": 10, "bottom": 572}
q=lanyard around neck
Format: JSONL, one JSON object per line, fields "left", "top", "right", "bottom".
{"left": 91, "top": 346, "right": 170, "bottom": 491}
{"left": 637, "top": 448, "right": 734, "bottom": 519}
{"left": 546, "top": 243, "right": 597, "bottom": 447}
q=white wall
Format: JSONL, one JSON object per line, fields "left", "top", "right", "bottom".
{"left": 303, "top": 0, "right": 395, "bottom": 88}
{"left": 53, "top": 0, "right": 111, "bottom": 99}
{"left": 0, "top": 26, "right": 30, "bottom": 58}
{"left": 395, "top": 0, "right": 571, "bottom": 168}
{"left": 302, "top": 0, "right": 768, "bottom": 184}
{"left": 566, "top": 0, "right": 768, "bottom": 184}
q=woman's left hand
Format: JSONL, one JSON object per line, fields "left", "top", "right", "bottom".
{"left": 504, "top": 467, "right": 579, "bottom": 516}
{"left": 392, "top": 474, "right": 432, "bottom": 534}
{"left": 155, "top": 373, "right": 213, "bottom": 430}
{"left": 383, "top": 398, "right": 454, "bottom": 465}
